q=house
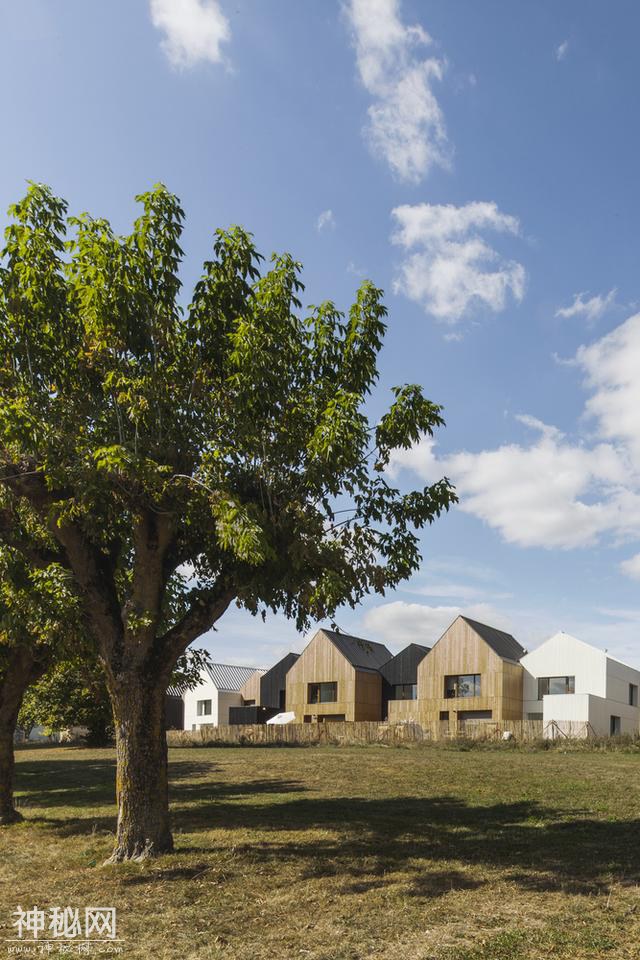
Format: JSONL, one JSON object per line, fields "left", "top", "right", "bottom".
{"left": 416, "top": 615, "right": 526, "bottom": 730}
{"left": 380, "top": 643, "right": 430, "bottom": 721}
{"left": 285, "top": 628, "right": 392, "bottom": 722}
{"left": 229, "top": 653, "right": 301, "bottom": 724}
{"left": 240, "top": 652, "right": 300, "bottom": 711}
{"left": 520, "top": 631, "right": 640, "bottom": 737}
{"left": 182, "top": 663, "right": 264, "bottom": 730}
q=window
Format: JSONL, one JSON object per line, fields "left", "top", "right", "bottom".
{"left": 629, "top": 684, "right": 638, "bottom": 707}
{"left": 392, "top": 683, "right": 417, "bottom": 701}
{"left": 307, "top": 682, "right": 337, "bottom": 704}
{"left": 444, "top": 674, "right": 481, "bottom": 698}
{"left": 196, "top": 699, "right": 212, "bottom": 717}
{"left": 527, "top": 713, "right": 543, "bottom": 721}
{"left": 610, "top": 715, "right": 621, "bottom": 736}
{"left": 538, "top": 676, "right": 575, "bottom": 698}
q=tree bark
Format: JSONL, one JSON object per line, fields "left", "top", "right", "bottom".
{"left": 106, "top": 675, "right": 173, "bottom": 862}
{"left": 0, "top": 646, "right": 49, "bottom": 826}
{"left": 0, "top": 723, "right": 21, "bottom": 826}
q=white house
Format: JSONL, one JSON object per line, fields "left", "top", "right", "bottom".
{"left": 183, "top": 663, "right": 264, "bottom": 730}
{"left": 520, "top": 632, "right": 640, "bottom": 737}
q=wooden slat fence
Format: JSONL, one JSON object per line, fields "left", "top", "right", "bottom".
{"left": 167, "top": 718, "right": 549, "bottom": 747}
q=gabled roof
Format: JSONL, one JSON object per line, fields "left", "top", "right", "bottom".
{"left": 320, "top": 629, "right": 392, "bottom": 671}
{"left": 461, "top": 616, "right": 526, "bottom": 662}
{"left": 262, "top": 651, "right": 300, "bottom": 680}
{"left": 203, "top": 662, "right": 265, "bottom": 692}
{"left": 379, "top": 643, "right": 431, "bottom": 685}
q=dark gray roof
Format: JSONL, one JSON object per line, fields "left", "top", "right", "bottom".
{"left": 461, "top": 616, "right": 526, "bottom": 662}
{"left": 379, "top": 643, "right": 431, "bottom": 685}
{"left": 320, "top": 629, "right": 393, "bottom": 671}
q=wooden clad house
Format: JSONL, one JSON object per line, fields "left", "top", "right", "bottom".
{"left": 380, "top": 643, "right": 430, "bottom": 721}
{"left": 239, "top": 652, "right": 300, "bottom": 711}
{"left": 416, "top": 616, "right": 525, "bottom": 730}
{"left": 286, "top": 629, "right": 392, "bottom": 722}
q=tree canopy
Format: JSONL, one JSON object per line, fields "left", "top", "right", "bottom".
{"left": 0, "top": 182, "right": 456, "bottom": 858}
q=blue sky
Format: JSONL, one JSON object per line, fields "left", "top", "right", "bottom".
{"left": 3, "top": 0, "right": 640, "bottom": 667}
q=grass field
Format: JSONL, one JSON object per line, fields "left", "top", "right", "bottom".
{"left": 1, "top": 743, "right": 639, "bottom": 959}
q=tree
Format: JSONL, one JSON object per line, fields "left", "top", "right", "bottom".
{"left": 18, "top": 657, "right": 113, "bottom": 746}
{"left": 18, "top": 645, "right": 213, "bottom": 746}
{"left": 0, "top": 539, "right": 76, "bottom": 823}
{"left": 0, "top": 183, "right": 456, "bottom": 860}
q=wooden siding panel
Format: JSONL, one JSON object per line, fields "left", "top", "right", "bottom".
{"left": 239, "top": 670, "right": 262, "bottom": 705}
{"left": 286, "top": 631, "right": 358, "bottom": 721}
{"left": 416, "top": 616, "right": 524, "bottom": 723}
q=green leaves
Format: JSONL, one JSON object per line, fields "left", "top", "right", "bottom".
{"left": 375, "top": 384, "right": 446, "bottom": 469}
{"left": 0, "top": 183, "right": 456, "bottom": 644}
{"left": 209, "top": 494, "right": 273, "bottom": 565}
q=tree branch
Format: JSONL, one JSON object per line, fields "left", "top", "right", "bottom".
{"left": 156, "top": 582, "right": 235, "bottom": 677}
{"left": 47, "top": 517, "right": 125, "bottom": 668}
{"left": 0, "top": 507, "right": 64, "bottom": 569}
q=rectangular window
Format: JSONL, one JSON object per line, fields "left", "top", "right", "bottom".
{"left": 527, "top": 713, "right": 543, "bottom": 721}
{"left": 444, "top": 674, "right": 481, "bottom": 699}
{"left": 392, "top": 683, "right": 417, "bottom": 700}
{"left": 610, "top": 715, "right": 621, "bottom": 736}
{"left": 307, "top": 682, "right": 337, "bottom": 704}
{"left": 538, "top": 676, "right": 575, "bottom": 698}
{"left": 629, "top": 684, "right": 638, "bottom": 707}
{"left": 196, "top": 699, "right": 212, "bottom": 717}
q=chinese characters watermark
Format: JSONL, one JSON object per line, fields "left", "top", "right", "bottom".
{"left": 6, "top": 907, "right": 122, "bottom": 956}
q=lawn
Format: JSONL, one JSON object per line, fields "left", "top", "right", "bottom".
{"left": 1, "top": 743, "right": 639, "bottom": 959}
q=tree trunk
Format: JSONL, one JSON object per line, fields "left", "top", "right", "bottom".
{"left": 0, "top": 721, "right": 21, "bottom": 825}
{"left": 107, "top": 676, "right": 173, "bottom": 862}
{"left": 0, "top": 646, "right": 48, "bottom": 826}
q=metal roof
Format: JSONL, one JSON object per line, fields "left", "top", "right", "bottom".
{"left": 203, "top": 662, "right": 265, "bottom": 691}
{"left": 460, "top": 616, "right": 526, "bottom": 662}
{"left": 320, "top": 629, "right": 393, "bottom": 671}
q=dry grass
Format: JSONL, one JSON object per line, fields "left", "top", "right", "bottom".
{"left": 1, "top": 742, "right": 640, "bottom": 959}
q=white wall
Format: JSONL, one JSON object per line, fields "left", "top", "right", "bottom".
{"left": 183, "top": 672, "right": 220, "bottom": 730}
{"left": 605, "top": 656, "right": 640, "bottom": 707}
{"left": 182, "top": 671, "right": 246, "bottom": 729}
{"left": 521, "top": 632, "right": 606, "bottom": 713}
{"left": 521, "top": 633, "right": 640, "bottom": 736}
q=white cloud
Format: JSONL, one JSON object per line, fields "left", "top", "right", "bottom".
{"left": 363, "top": 600, "right": 512, "bottom": 647}
{"left": 345, "top": 0, "right": 450, "bottom": 183}
{"left": 447, "top": 424, "right": 624, "bottom": 549}
{"left": 555, "top": 40, "right": 569, "bottom": 61}
{"left": 620, "top": 553, "right": 640, "bottom": 581}
{"left": 386, "top": 436, "right": 440, "bottom": 482}
{"left": 150, "top": 0, "right": 230, "bottom": 69}
{"left": 385, "top": 314, "right": 640, "bottom": 550}
{"left": 391, "top": 201, "right": 526, "bottom": 325}
{"left": 576, "top": 313, "right": 640, "bottom": 473}
{"left": 555, "top": 288, "right": 617, "bottom": 323}
{"left": 317, "top": 209, "right": 336, "bottom": 233}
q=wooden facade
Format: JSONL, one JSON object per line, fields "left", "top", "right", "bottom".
{"left": 239, "top": 654, "right": 299, "bottom": 710}
{"left": 415, "top": 616, "right": 524, "bottom": 728}
{"left": 239, "top": 669, "right": 263, "bottom": 706}
{"left": 285, "top": 629, "right": 388, "bottom": 722}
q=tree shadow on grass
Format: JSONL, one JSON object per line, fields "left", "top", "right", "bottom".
{"left": 169, "top": 793, "right": 640, "bottom": 899}
{"left": 12, "top": 756, "right": 640, "bottom": 900}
